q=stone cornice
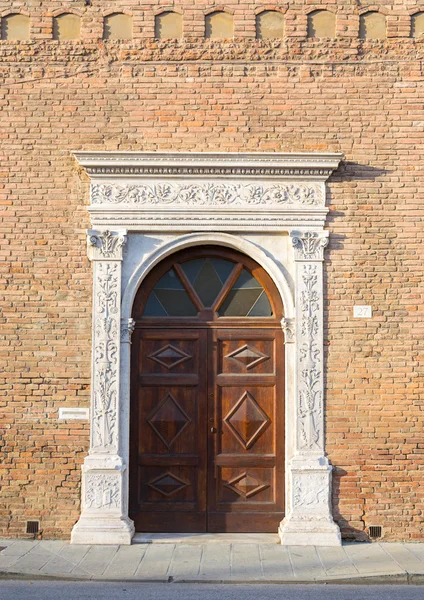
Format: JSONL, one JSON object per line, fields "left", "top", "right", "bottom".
{"left": 74, "top": 151, "right": 344, "bottom": 181}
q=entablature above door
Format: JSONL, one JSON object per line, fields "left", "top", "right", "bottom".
{"left": 73, "top": 152, "right": 344, "bottom": 232}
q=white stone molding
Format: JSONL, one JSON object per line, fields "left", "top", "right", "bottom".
{"left": 279, "top": 230, "right": 341, "bottom": 546}
{"left": 121, "top": 232, "right": 295, "bottom": 324}
{"left": 74, "top": 152, "right": 343, "bottom": 232}
{"left": 73, "top": 152, "right": 343, "bottom": 546}
{"left": 71, "top": 228, "right": 135, "bottom": 545}
{"left": 74, "top": 151, "right": 343, "bottom": 180}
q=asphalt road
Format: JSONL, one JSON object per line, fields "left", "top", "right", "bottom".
{"left": 1, "top": 582, "right": 424, "bottom": 600}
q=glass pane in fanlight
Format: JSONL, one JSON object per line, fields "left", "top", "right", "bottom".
{"left": 143, "top": 292, "right": 168, "bottom": 317}
{"left": 231, "top": 268, "right": 262, "bottom": 289}
{"left": 154, "top": 268, "right": 185, "bottom": 290}
{"left": 247, "top": 290, "right": 272, "bottom": 317}
{"left": 181, "top": 259, "right": 205, "bottom": 284}
{"left": 219, "top": 269, "right": 273, "bottom": 317}
{"left": 210, "top": 258, "right": 235, "bottom": 284}
{"left": 181, "top": 257, "right": 235, "bottom": 307}
{"left": 154, "top": 290, "right": 198, "bottom": 317}
{"left": 143, "top": 267, "right": 198, "bottom": 317}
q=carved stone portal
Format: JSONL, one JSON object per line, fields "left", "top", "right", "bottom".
{"left": 72, "top": 152, "right": 343, "bottom": 546}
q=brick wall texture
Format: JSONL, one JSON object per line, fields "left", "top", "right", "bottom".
{"left": 0, "top": 0, "right": 423, "bottom": 541}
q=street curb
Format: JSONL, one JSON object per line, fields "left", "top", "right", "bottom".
{"left": 1, "top": 570, "right": 424, "bottom": 585}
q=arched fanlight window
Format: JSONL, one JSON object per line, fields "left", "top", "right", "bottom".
{"left": 142, "top": 256, "right": 273, "bottom": 318}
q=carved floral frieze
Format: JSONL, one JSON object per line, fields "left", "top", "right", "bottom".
{"left": 91, "top": 182, "right": 324, "bottom": 207}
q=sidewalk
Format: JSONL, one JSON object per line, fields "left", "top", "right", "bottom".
{"left": 1, "top": 535, "right": 424, "bottom": 584}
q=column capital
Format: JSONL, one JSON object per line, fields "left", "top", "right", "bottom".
{"left": 120, "top": 318, "right": 136, "bottom": 344}
{"left": 290, "top": 230, "right": 329, "bottom": 262}
{"left": 282, "top": 317, "right": 295, "bottom": 344}
{"left": 87, "top": 229, "right": 128, "bottom": 261}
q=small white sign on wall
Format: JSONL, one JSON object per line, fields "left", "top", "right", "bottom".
{"left": 353, "top": 306, "right": 372, "bottom": 318}
{"left": 59, "top": 407, "right": 89, "bottom": 421}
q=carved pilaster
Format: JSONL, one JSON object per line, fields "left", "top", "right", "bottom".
{"left": 71, "top": 229, "right": 134, "bottom": 545}
{"left": 279, "top": 230, "right": 340, "bottom": 546}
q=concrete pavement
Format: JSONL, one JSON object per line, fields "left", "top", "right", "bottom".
{"left": 1, "top": 536, "right": 424, "bottom": 584}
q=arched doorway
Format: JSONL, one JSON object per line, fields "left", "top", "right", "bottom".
{"left": 129, "top": 245, "right": 285, "bottom": 533}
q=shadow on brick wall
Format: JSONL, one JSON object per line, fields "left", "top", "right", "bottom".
{"left": 324, "top": 160, "right": 389, "bottom": 542}
{"left": 332, "top": 466, "right": 370, "bottom": 542}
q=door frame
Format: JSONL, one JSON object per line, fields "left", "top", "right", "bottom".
{"left": 129, "top": 246, "right": 286, "bottom": 533}
{"left": 71, "top": 152, "right": 343, "bottom": 546}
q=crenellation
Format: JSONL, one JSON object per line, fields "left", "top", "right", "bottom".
{"left": 1, "top": 4, "right": 424, "bottom": 40}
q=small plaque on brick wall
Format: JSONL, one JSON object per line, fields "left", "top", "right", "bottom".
{"left": 353, "top": 306, "right": 372, "bottom": 318}
{"left": 58, "top": 407, "right": 89, "bottom": 420}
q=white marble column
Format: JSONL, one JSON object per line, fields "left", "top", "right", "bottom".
{"left": 279, "top": 231, "right": 341, "bottom": 546}
{"left": 71, "top": 230, "right": 135, "bottom": 545}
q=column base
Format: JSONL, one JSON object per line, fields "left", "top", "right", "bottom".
{"left": 278, "top": 518, "right": 341, "bottom": 546}
{"left": 71, "top": 515, "right": 135, "bottom": 545}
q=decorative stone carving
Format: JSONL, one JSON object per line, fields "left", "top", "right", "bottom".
{"left": 292, "top": 472, "right": 328, "bottom": 510}
{"left": 71, "top": 152, "right": 344, "bottom": 547}
{"left": 91, "top": 182, "right": 324, "bottom": 207}
{"left": 92, "top": 262, "right": 120, "bottom": 452}
{"left": 88, "top": 229, "right": 127, "bottom": 260}
{"left": 298, "top": 264, "right": 322, "bottom": 451}
{"left": 71, "top": 226, "right": 135, "bottom": 544}
{"left": 291, "top": 230, "right": 329, "bottom": 261}
{"left": 120, "top": 318, "right": 136, "bottom": 343}
{"left": 85, "top": 473, "right": 121, "bottom": 510}
{"left": 279, "top": 225, "right": 341, "bottom": 546}
{"left": 282, "top": 317, "right": 295, "bottom": 343}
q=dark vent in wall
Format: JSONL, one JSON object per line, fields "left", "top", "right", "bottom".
{"left": 26, "top": 521, "right": 39, "bottom": 535}
{"left": 369, "top": 525, "right": 382, "bottom": 539}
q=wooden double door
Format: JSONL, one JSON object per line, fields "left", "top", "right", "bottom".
{"left": 129, "top": 247, "right": 285, "bottom": 533}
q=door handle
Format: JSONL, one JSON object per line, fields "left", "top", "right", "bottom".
{"left": 210, "top": 427, "right": 217, "bottom": 434}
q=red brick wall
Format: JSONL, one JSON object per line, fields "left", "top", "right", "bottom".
{"left": 0, "top": 1, "right": 423, "bottom": 540}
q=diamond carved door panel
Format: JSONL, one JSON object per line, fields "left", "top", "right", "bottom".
{"left": 207, "top": 329, "right": 285, "bottom": 532}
